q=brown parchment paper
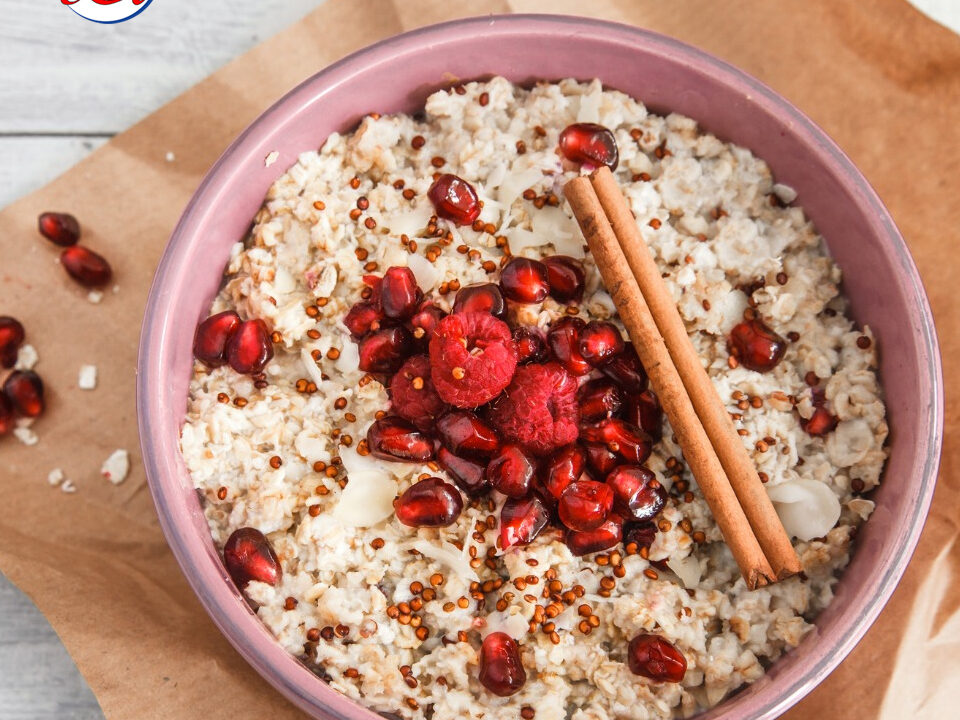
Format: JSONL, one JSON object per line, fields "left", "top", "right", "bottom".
{"left": 0, "top": 0, "right": 957, "bottom": 717}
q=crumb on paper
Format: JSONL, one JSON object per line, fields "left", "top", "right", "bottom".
{"left": 87, "top": 290, "right": 103, "bottom": 304}
{"left": 47, "top": 468, "right": 65, "bottom": 486}
{"left": 14, "top": 426, "right": 38, "bottom": 446}
{"left": 165, "top": 151, "right": 176, "bottom": 162}
{"left": 265, "top": 151, "right": 279, "bottom": 167}
{"left": 101, "top": 449, "right": 130, "bottom": 485}
{"left": 61, "top": 479, "right": 77, "bottom": 494}
{"left": 112, "top": 285, "right": 120, "bottom": 295}
{"left": 14, "top": 344, "right": 38, "bottom": 371}
{"left": 78, "top": 364, "right": 98, "bottom": 390}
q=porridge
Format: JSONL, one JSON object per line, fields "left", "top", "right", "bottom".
{"left": 180, "top": 77, "right": 888, "bottom": 719}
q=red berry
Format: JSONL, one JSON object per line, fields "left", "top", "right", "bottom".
{"left": 193, "top": 310, "right": 241, "bottom": 368}
{"left": 60, "top": 246, "right": 112, "bottom": 287}
{"left": 606, "top": 466, "right": 665, "bottom": 522}
{"left": 728, "top": 320, "right": 786, "bottom": 373}
{"left": 627, "top": 634, "right": 687, "bottom": 683}
{"left": 380, "top": 267, "right": 423, "bottom": 319}
{"left": 540, "top": 444, "right": 586, "bottom": 500}
{"left": 429, "top": 312, "right": 517, "bottom": 407}
{"left": 367, "top": 416, "right": 435, "bottom": 463}
{"left": 359, "top": 326, "right": 413, "bottom": 374}
{"left": 565, "top": 513, "right": 623, "bottom": 556}
{"left": 559, "top": 480, "right": 614, "bottom": 531}
{"left": 343, "top": 301, "right": 383, "bottom": 338}
{"left": 499, "top": 257, "right": 549, "bottom": 304}
{"left": 580, "top": 418, "right": 652, "bottom": 464}
{"left": 512, "top": 326, "right": 548, "bottom": 364}
{"left": 3, "top": 370, "right": 44, "bottom": 418}
{"left": 578, "top": 321, "right": 624, "bottom": 367}
{"left": 802, "top": 406, "right": 838, "bottom": 436}
{"left": 223, "top": 527, "right": 282, "bottom": 589}
{"left": 452, "top": 283, "right": 505, "bottom": 319}
{"left": 624, "top": 390, "right": 663, "bottom": 442}
{"left": 583, "top": 442, "right": 619, "bottom": 476}
{"left": 408, "top": 303, "right": 446, "bottom": 343}
{"left": 623, "top": 521, "right": 657, "bottom": 550}
{"left": 226, "top": 319, "right": 273, "bottom": 374}
{"left": 389, "top": 355, "right": 448, "bottom": 430}
{"left": 437, "top": 447, "right": 490, "bottom": 497}
{"left": 0, "top": 393, "right": 16, "bottom": 436}
{"left": 0, "top": 316, "right": 26, "bottom": 368}
{"left": 487, "top": 363, "right": 579, "bottom": 456}
{"left": 394, "top": 477, "right": 463, "bottom": 527}
{"left": 500, "top": 495, "right": 550, "bottom": 549}
{"left": 578, "top": 378, "right": 624, "bottom": 423}
{"left": 479, "top": 632, "right": 526, "bottom": 696}
{"left": 436, "top": 410, "right": 500, "bottom": 458}
{"left": 542, "top": 256, "right": 585, "bottom": 304}
{"left": 601, "top": 342, "right": 648, "bottom": 392}
{"left": 547, "top": 317, "right": 592, "bottom": 376}
{"left": 487, "top": 444, "right": 536, "bottom": 498}
{"left": 428, "top": 173, "right": 481, "bottom": 226}
{"left": 38, "top": 212, "right": 80, "bottom": 246}
{"left": 559, "top": 123, "right": 619, "bottom": 170}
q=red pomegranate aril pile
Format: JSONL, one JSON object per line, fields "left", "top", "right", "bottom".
{"left": 558, "top": 480, "right": 614, "bottom": 531}
{"left": 389, "top": 355, "right": 448, "bottom": 431}
{"left": 487, "top": 444, "right": 536, "bottom": 498}
{"left": 581, "top": 418, "right": 652, "bottom": 464}
{"left": 436, "top": 410, "right": 500, "bottom": 458}
{"left": 512, "top": 326, "right": 548, "bottom": 364}
{"left": 452, "top": 283, "right": 506, "bottom": 319}
{"left": 547, "top": 317, "right": 592, "bottom": 376}
{"left": 542, "top": 255, "right": 585, "bottom": 304}
{"left": 223, "top": 527, "right": 282, "bottom": 589}
{"left": 38, "top": 212, "right": 80, "bottom": 246}
{"left": 427, "top": 173, "right": 481, "bottom": 226}
{"left": 3, "top": 370, "right": 44, "bottom": 418}
{"left": 394, "top": 477, "right": 463, "bottom": 528}
{"left": 366, "top": 416, "right": 435, "bottom": 462}
{"left": 500, "top": 257, "right": 549, "bottom": 304}
{"left": 728, "top": 319, "right": 787, "bottom": 373}
{"left": 624, "top": 389, "right": 663, "bottom": 442}
{"left": 803, "top": 405, "right": 838, "bottom": 437}
{"left": 226, "top": 319, "right": 274, "bottom": 375}
{"left": 478, "top": 631, "right": 527, "bottom": 696}
{"left": 559, "top": 122, "right": 619, "bottom": 170}
{"left": 60, "top": 246, "right": 112, "bottom": 287}
{"left": 623, "top": 521, "right": 657, "bottom": 550}
{"left": 578, "top": 378, "right": 623, "bottom": 423}
{"left": 408, "top": 303, "right": 446, "bottom": 341}
{"left": 0, "top": 316, "right": 26, "bottom": 368}
{"left": 606, "top": 466, "right": 666, "bottom": 522}
{"left": 343, "top": 301, "right": 382, "bottom": 338}
{"left": 500, "top": 495, "right": 551, "bottom": 549}
{"left": 601, "top": 342, "right": 648, "bottom": 392}
{"left": 193, "top": 310, "right": 241, "bottom": 368}
{"left": 540, "top": 444, "right": 586, "bottom": 500}
{"left": 583, "top": 442, "right": 619, "bottom": 476}
{"left": 578, "top": 321, "right": 624, "bottom": 367}
{"left": 566, "top": 513, "right": 623, "bottom": 556}
{"left": 0, "top": 394, "right": 16, "bottom": 436}
{"left": 627, "top": 634, "right": 687, "bottom": 683}
{"left": 437, "top": 447, "right": 490, "bottom": 496}
{"left": 380, "top": 266, "right": 422, "bottom": 319}
{"left": 358, "top": 326, "right": 413, "bottom": 374}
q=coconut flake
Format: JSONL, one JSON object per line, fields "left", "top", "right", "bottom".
{"left": 767, "top": 478, "right": 841, "bottom": 541}
{"left": 101, "top": 449, "right": 130, "bottom": 485}
{"left": 14, "top": 426, "right": 38, "bottom": 446}
{"left": 387, "top": 202, "right": 434, "bottom": 238}
{"left": 87, "top": 290, "right": 103, "bottom": 304}
{"left": 480, "top": 610, "right": 530, "bottom": 640}
{"left": 407, "top": 251, "right": 441, "bottom": 291}
{"left": 265, "top": 151, "right": 279, "bottom": 167}
{"left": 332, "top": 470, "right": 396, "bottom": 527}
{"left": 410, "top": 538, "right": 480, "bottom": 583}
{"left": 334, "top": 339, "right": 360, "bottom": 374}
{"left": 666, "top": 554, "right": 703, "bottom": 589}
{"left": 497, "top": 168, "right": 543, "bottom": 210}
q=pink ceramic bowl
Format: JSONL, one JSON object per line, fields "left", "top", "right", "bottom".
{"left": 138, "top": 15, "right": 943, "bottom": 720}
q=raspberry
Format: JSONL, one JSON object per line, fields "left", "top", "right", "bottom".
{"left": 429, "top": 312, "right": 517, "bottom": 408}
{"left": 389, "top": 355, "right": 448, "bottom": 430}
{"left": 487, "top": 362, "right": 579, "bottom": 455}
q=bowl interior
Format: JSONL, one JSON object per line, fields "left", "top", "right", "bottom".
{"left": 139, "top": 15, "right": 941, "bottom": 720}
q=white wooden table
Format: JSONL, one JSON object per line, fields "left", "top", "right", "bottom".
{"left": 0, "top": 0, "right": 956, "bottom": 717}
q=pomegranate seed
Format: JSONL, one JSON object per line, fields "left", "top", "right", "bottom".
{"left": 558, "top": 480, "right": 614, "bottom": 531}
{"left": 394, "top": 477, "right": 463, "bottom": 527}
{"left": 408, "top": 303, "right": 446, "bottom": 341}
{"left": 479, "top": 632, "right": 526, "bottom": 696}
{"left": 380, "top": 266, "right": 423, "bottom": 319}
{"left": 452, "top": 283, "right": 505, "bottom": 319}
{"left": 193, "top": 310, "right": 241, "bottom": 368}
{"left": 38, "top": 212, "right": 80, "bottom": 246}
{"left": 627, "top": 634, "right": 687, "bottom": 683}
{"left": 500, "top": 495, "right": 550, "bottom": 549}
{"left": 487, "top": 444, "right": 536, "bottom": 498}
{"left": 0, "top": 316, "right": 26, "bottom": 368}
{"left": 542, "top": 256, "right": 585, "bottom": 303}
{"left": 499, "top": 257, "right": 549, "bottom": 304}
{"left": 728, "top": 320, "right": 786, "bottom": 373}
{"left": 580, "top": 418, "right": 652, "bottom": 464}
{"left": 540, "top": 444, "right": 586, "bottom": 500}
{"left": 225, "top": 319, "right": 273, "bottom": 374}
{"left": 223, "top": 527, "right": 282, "bottom": 589}
{"left": 565, "top": 513, "right": 623, "bottom": 556}
{"left": 428, "top": 173, "right": 481, "bottom": 226}
{"left": 583, "top": 442, "right": 620, "bottom": 476}
{"left": 436, "top": 410, "right": 500, "bottom": 459}
{"left": 358, "top": 326, "right": 413, "bottom": 374}
{"left": 578, "top": 321, "right": 624, "bottom": 367}
{"left": 60, "top": 246, "right": 112, "bottom": 287}
{"left": 547, "top": 317, "right": 591, "bottom": 376}
{"left": 343, "top": 301, "right": 383, "bottom": 338}
{"left": 606, "top": 466, "right": 666, "bottom": 522}
{"left": 623, "top": 521, "right": 657, "bottom": 550}
{"left": 3, "top": 370, "right": 44, "bottom": 418}
{"left": 624, "top": 389, "right": 663, "bottom": 442}
{"left": 803, "top": 406, "right": 838, "bottom": 436}
{"left": 601, "top": 343, "right": 648, "bottom": 392}
{"left": 577, "top": 378, "right": 624, "bottom": 423}
{"left": 367, "top": 416, "right": 435, "bottom": 462}
{"left": 559, "top": 123, "right": 619, "bottom": 170}
{"left": 512, "top": 326, "right": 548, "bottom": 364}
{"left": 0, "top": 393, "right": 15, "bottom": 436}
{"left": 437, "top": 447, "right": 490, "bottom": 497}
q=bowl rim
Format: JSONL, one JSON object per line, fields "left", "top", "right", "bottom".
{"left": 138, "top": 13, "right": 944, "bottom": 720}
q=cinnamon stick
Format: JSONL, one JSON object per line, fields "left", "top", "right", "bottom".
{"left": 589, "top": 167, "right": 801, "bottom": 579}
{"left": 564, "top": 176, "right": 775, "bottom": 589}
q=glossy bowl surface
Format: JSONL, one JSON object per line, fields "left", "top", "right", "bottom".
{"left": 138, "top": 14, "right": 942, "bottom": 720}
